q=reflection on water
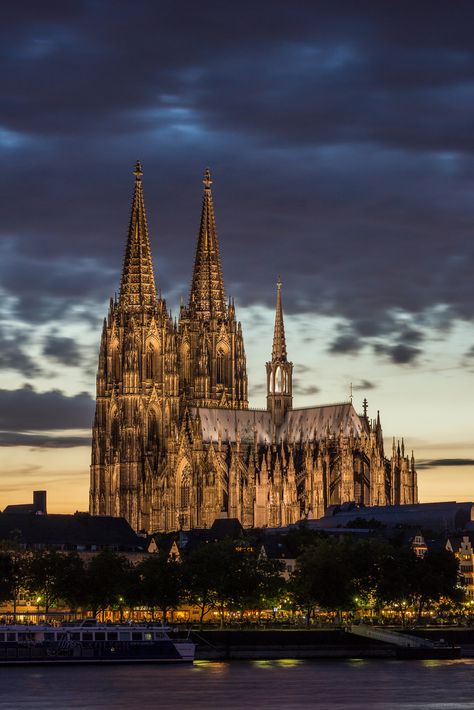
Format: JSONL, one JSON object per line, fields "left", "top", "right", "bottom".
{"left": 1, "top": 659, "right": 474, "bottom": 709}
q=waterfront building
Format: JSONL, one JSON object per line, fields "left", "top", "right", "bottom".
{"left": 89, "top": 164, "right": 418, "bottom": 533}
{"left": 446, "top": 533, "right": 474, "bottom": 599}
{"left": 313, "top": 501, "right": 474, "bottom": 532}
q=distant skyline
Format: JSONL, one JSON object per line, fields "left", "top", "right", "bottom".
{"left": 1, "top": 2, "right": 473, "bottom": 512}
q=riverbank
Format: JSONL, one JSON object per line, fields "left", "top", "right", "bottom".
{"left": 191, "top": 628, "right": 472, "bottom": 660}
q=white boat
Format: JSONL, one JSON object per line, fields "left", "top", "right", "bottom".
{"left": 0, "top": 619, "right": 195, "bottom": 664}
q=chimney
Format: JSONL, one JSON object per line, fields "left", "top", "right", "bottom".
{"left": 33, "top": 490, "right": 47, "bottom": 515}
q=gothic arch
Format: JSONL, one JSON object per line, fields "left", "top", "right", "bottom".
{"left": 147, "top": 407, "right": 160, "bottom": 451}
{"left": 110, "top": 339, "right": 120, "bottom": 381}
{"left": 176, "top": 459, "right": 192, "bottom": 528}
{"left": 216, "top": 341, "right": 230, "bottom": 386}
{"left": 180, "top": 341, "right": 191, "bottom": 384}
{"left": 145, "top": 337, "right": 160, "bottom": 380}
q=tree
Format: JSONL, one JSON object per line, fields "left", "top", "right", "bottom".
{"left": 85, "top": 550, "right": 130, "bottom": 618}
{"left": 0, "top": 541, "right": 28, "bottom": 616}
{"left": 410, "top": 549, "right": 461, "bottom": 622}
{"left": 54, "top": 553, "right": 87, "bottom": 612}
{"left": 137, "top": 554, "right": 183, "bottom": 623}
{"left": 184, "top": 543, "right": 224, "bottom": 629}
{"left": 289, "top": 539, "right": 355, "bottom": 625}
{"left": 25, "top": 549, "right": 64, "bottom": 613}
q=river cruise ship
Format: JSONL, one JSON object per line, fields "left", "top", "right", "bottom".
{"left": 0, "top": 619, "right": 195, "bottom": 664}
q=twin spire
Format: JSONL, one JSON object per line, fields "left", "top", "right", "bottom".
{"left": 118, "top": 164, "right": 289, "bottom": 358}
{"left": 119, "top": 161, "right": 157, "bottom": 311}
{"left": 189, "top": 168, "right": 227, "bottom": 320}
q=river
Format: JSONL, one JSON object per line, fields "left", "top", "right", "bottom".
{"left": 1, "top": 659, "right": 473, "bottom": 709}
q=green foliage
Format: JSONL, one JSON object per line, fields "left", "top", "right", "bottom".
{"left": 136, "top": 554, "right": 183, "bottom": 621}
{"left": 85, "top": 550, "right": 131, "bottom": 617}
{"left": 26, "top": 550, "right": 64, "bottom": 612}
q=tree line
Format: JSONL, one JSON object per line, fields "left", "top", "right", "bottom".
{"left": 0, "top": 532, "right": 462, "bottom": 627}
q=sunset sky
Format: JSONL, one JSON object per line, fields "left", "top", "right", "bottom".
{"left": 1, "top": 1, "right": 473, "bottom": 513}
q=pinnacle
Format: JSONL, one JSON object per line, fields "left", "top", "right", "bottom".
{"left": 119, "top": 162, "right": 157, "bottom": 311}
{"left": 189, "top": 169, "right": 226, "bottom": 320}
{"left": 272, "top": 277, "right": 287, "bottom": 362}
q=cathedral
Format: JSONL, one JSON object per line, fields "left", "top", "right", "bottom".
{"left": 89, "top": 163, "right": 418, "bottom": 533}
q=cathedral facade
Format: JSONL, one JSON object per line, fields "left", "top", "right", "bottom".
{"left": 89, "top": 164, "right": 418, "bottom": 533}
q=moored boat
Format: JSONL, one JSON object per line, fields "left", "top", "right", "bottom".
{"left": 0, "top": 619, "right": 195, "bottom": 665}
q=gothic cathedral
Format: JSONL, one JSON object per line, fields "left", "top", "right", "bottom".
{"left": 89, "top": 163, "right": 418, "bottom": 533}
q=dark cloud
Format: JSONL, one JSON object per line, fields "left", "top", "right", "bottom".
{"left": 352, "top": 379, "right": 376, "bottom": 391}
{"left": 1, "top": 0, "right": 474, "bottom": 369}
{"left": 0, "top": 432, "right": 91, "bottom": 448}
{"left": 373, "top": 343, "right": 422, "bottom": 365}
{"left": 0, "top": 325, "right": 43, "bottom": 377}
{"left": 329, "top": 331, "right": 363, "bottom": 355}
{"left": 0, "top": 385, "right": 94, "bottom": 431}
{"left": 293, "top": 379, "right": 320, "bottom": 397}
{"left": 416, "top": 458, "right": 474, "bottom": 470}
{"left": 43, "top": 334, "right": 82, "bottom": 367}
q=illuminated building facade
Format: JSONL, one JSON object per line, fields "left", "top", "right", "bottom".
{"left": 90, "top": 164, "right": 417, "bottom": 532}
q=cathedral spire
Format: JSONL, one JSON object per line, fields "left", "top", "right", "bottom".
{"left": 266, "top": 277, "right": 293, "bottom": 425}
{"left": 189, "top": 169, "right": 226, "bottom": 319}
{"left": 119, "top": 161, "right": 157, "bottom": 311}
{"left": 272, "top": 277, "right": 287, "bottom": 362}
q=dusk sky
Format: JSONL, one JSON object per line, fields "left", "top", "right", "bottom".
{"left": 1, "top": 1, "right": 473, "bottom": 512}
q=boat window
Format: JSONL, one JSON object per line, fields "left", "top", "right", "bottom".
{"left": 144, "top": 632, "right": 152, "bottom": 641}
{"left": 82, "top": 632, "right": 93, "bottom": 641}
{"left": 0, "top": 633, "right": 4, "bottom": 641}
{"left": 119, "top": 632, "right": 130, "bottom": 641}
{"left": 70, "top": 632, "right": 80, "bottom": 640}
{"left": 44, "top": 632, "right": 55, "bottom": 641}
{"left": 132, "top": 632, "right": 142, "bottom": 641}
{"left": 154, "top": 632, "right": 165, "bottom": 639}
{"left": 18, "top": 633, "right": 28, "bottom": 642}
{"left": 107, "top": 632, "right": 118, "bottom": 641}
{"left": 7, "top": 633, "right": 16, "bottom": 642}
{"left": 95, "top": 632, "right": 106, "bottom": 641}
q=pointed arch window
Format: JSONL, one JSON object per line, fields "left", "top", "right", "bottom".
{"left": 147, "top": 411, "right": 159, "bottom": 450}
{"left": 275, "top": 365, "right": 282, "bottom": 393}
{"left": 180, "top": 465, "right": 191, "bottom": 509}
{"left": 111, "top": 415, "right": 120, "bottom": 452}
{"left": 181, "top": 343, "right": 191, "bottom": 384}
{"left": 216, "top": 346, "right": 229, "bottom": 386}
{"left": 145, "top": 343, "right": 158, "bottom": 380}
{"left": 111, "top": 345, "right": 120, "bottom": 381}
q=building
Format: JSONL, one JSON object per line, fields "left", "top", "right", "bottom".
{"left": 447, "top": 534, "right": 474, "bottom": 599}
{"left": 3, "top": 490, "right": 47, "bottom": 516}
{"left": 312, "top": 502, "right": 474, "bottom": 532}
{"left": 0, "top": 511, "right": 144, "bottom": 555}
{"left": 90, "top": 163, "right": 417, "bottom": 533}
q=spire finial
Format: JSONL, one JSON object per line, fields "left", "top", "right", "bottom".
{"left": 203, "top": 168, "right": 212, "bottom": 189}
{"left": 277, "top": 275, "right": 282, "bottom": 290}
{"left": 271, "top": 277, "right": 287, "bottom": 362}
{"left": 134, "top": 160, "right": 143, "bottom": 181}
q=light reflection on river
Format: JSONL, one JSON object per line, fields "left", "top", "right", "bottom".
{"left": 1, "top": 659, "right": 474, "bottom": 709}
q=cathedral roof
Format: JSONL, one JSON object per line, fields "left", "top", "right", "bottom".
{"left": 119, "top": 161, "right": 157, "bottom": 311}
{"left": 188, "top": 169, "right": 227, "bottom": 320}
{"left": 192, "top": 402, "right": 365, "bottom": 445}
{"left": 279, "top": 403, "right": 365, "bottom": 442}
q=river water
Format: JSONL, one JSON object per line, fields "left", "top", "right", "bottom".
{"left": 1, "top": 659, "right": 473, "bottom": 709}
